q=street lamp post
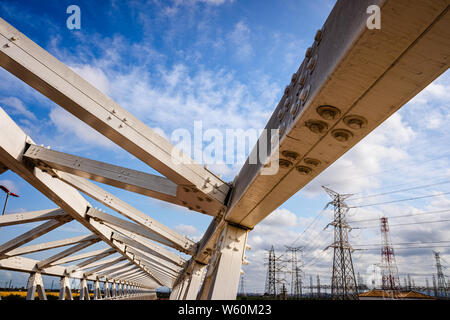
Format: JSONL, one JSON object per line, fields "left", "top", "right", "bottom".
{"left": 0, "top": 185, "right": 19, "bottom": 216}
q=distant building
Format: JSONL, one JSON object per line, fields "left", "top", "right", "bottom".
{"left": 359, "top": 289, "right": 436, "bottom": 300}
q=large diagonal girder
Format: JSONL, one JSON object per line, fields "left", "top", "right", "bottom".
{"left": 0, "top": 107, "right": 169, "bottom": 288}
{"left": 0, "top": 16, "right": 230, "bottom": 218}
{"left": 176, "top": 0, "right": 450, "bottom": 298}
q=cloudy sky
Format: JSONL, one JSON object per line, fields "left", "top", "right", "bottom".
{"left": 0, "top": 0, "right": 448, "bottom": 294}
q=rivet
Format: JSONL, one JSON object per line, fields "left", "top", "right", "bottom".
{"left": 314, "top": 29, "right": 323, "bottom": 43}
{"left": 195, "top": 205, "right": 201, "bottom": 209}
{"left": 119, "top": 124, "right": 123, "bottom": 128}
{"left": 304, "top": 158, "right": 321, "bottom": 167}
{"left": 298, "top": 74, "right": 306, "bottom": 89}
{"left": 205, "top": 197, "right": 212, "bottom": 203}
{"left": 112, "top": 109, "right": 116, "bottom": 114}
{"left": 343, "top": 115, "right": 367, "bottom": 130}
{"left": 4, "top": 43, "right": 10, "bottom": 48}
{"left": 197, "top": 197, "right": 204, "bottom": 202}
{"left": 182, "top": 201, "right": 187, "bottom": 205}
{"left": 284, "top": 97, "right": 291, "bottom": 109}
{"left": 305, "top": 120, "right": 328, "bottom": 134}
{"left": 300, "top": 85, "right": 310, "bottom": 103}
{"left": 279, "top": 123, "right": 285, "bottom": 136}
{"left": 305, "top": 47, "right": 313, "bottom": 59}
{"left": 281, "top": 150, "right": 299, "bottom": 160}
{"left": 290, "top": 100, "right": 300, "bottom": 117}
{"left": 317, "top": 105, "right": 341, "bottom": 120}
{"left": 296, "top": 165, "right": 312, "bottom": 175}
{"left": 279, "top": 159, "right": 293, "bottom": 169}
{"left": 332, "top": 129, "right": 353, "bottom": 142}
{"left": 291, "top": 73, "right": 297, "bottom": 82}
{"left": 307, "top": 54, "right": 318, "bottom": 73}
{"left": 183, "top": 187, "right": 190, "bottom": 192}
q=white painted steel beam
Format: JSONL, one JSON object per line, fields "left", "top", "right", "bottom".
{"left": 197, "top": 224, "right": 248, "bottom": 300}
{"left": 26, "top": 272, "right": 46, "bottom": 300}
{"left": 111, "top": 229, "right": 185, "bottom": 267}
{"left": 86, "top": 208, "right": 184, "bottom": 253}
{"left": 24, "top": 145, "right": 180, "bottom": 206}
{"left": 0, "top": 218, "right": 72, "bottom": 256}
{"left": 0, "top": 17, "right": 229, "bottom": 217}
{"left": 95, "top": 262, "right": 135, "bottom": 278}
{"left": 50, "top": 247, "right": 116, "bottom": 266}
{"left": 126, "top": 247, "right": 182, "bottom": 274}
{"left": 0, "top": 208, "right": 67, "bottom": 226}
{"left": 0, "top": 107, "right": 163, "bottom": 286}
{"left": 58, "top": 276, "right": 73, "bottom": 300}
{"left": 60, "top": 173, "right": 196, "bottom": 254}
{"left": 80, "top": 277, "right": 90, "bottom": 300}
{"left": 4, "top": 234, "right": 98, "bottom": 257}
{"left": 83, "top": 257, "right": 128, "bottom": 276}
{"left": 36, "top": 239, "right": 100, "bottom": 269}
{"left": 183, "top": 262, "right": 206, "bottom": 300}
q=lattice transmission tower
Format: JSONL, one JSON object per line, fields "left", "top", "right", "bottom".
{"left": 264, "top": 246, "right": 286, "bottom": 298}
{"left": 264, "top": 246, "right": 276, "bottom": 297}
{"left": 434, "top": 251, "right": 448, "bottom": 298}
{"left": 285, "top": 246, "right": 303, "bottom": 299}
{"left": 238, "top": 274, "right": 246, "bottom": 297}
{"left": 323, "top": 186, "right": 358, "bottom": 300}
{"left": 380, "top": 217, "right": 401, "bottom": 297}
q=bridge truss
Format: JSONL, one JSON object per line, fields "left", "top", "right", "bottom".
{"left": 0, "top": 0, "right": 448, "bottom": 300}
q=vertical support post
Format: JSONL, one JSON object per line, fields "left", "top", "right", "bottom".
{"left": 169, "top": 282, "right": 182, "bottom": 300}
{"left": 177, "top": 278, "right": 189, "bottom": 300}
{"left": 26, "top": 272, "right": 47, "bottom": 300}
{"left": 80, "top": 277, "right": 90, "bottom": 300}
{"left": 184, "top": 262, "right": 206, "bottom": 300}
{"left": 104, "top": 279, "right": 111, "bottom": 299}
{"left": 94, "top": 279, "right": 102, "bottom": 300}
{"left": 58, "top": 276, "right": 73, "bottom": 300}
{"left": 198, "top": 223, "right": 248, "bottom": 300}
{"left": 111, "top": 280, "right": 117, "bottom": 299}
{"left": 118, "top": 282, "right": 123, "bottom": 297}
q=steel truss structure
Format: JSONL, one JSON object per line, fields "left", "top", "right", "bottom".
{"left": 0, "top": 0, "right": 448, "bottom": 300}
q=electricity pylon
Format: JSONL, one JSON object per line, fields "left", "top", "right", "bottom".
{"left": 323, "top": 186, "right": 358, "bottom": 300}
{"left": 434, "top": 251, "right": 448, "bottom": 298}
{"left": 380, "top": 217, "right": 401, "bottom": 298}
{"left": 285, "top": 246, "right": 303, "bottom": 299}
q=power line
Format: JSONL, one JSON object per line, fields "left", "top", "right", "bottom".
{"left": 354, "top": 240, "right": 450, "bottom": 247}
{"left": 324, "top": 151, "right": 450, "bottom": 189}
{"left": 349, "top": 191, "right": 450, "bottom": 208}
{"left": 348, "top": 208, "right": 450, "bottom": 223}
{"left": 353, "top": 219, "right": 450, "bottom": 229}
{"left": 347, "top": 180, "right": 450, "bottom": 202}
{"left": 356, "top": 245, "right": 450, "bottom": 251}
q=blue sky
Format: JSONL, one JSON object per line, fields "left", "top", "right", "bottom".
{"left": 0, "top": 0, "right": 449, "bottom": 294}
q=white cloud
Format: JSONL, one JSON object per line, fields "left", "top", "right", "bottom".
{"left": 174, "top": 224, "right": 198, "bottom": 237}
{"left": 227, "top": 21, "right": 253, "bottom": 59}
{"left": 260, "top": 208, "right": 298, "bottom": 228}
{"left": 0, "top": 179, "right": 19, "bottom": 194}
{"left": 0, "top": 97, "right": 36, "bottom": 120}
{"left": 49, "top": 107, "right": 115, "bottom": 149}
{"left": 70, "top": 65, "right": 111, "bottom": 96}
